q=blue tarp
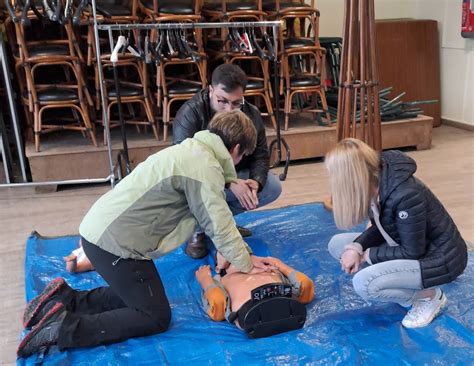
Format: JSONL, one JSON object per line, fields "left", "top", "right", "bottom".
{"left": 20, "top": 203, "right": 474, "bottom": 365}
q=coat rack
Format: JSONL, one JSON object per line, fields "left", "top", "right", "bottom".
{"left": 324, "top": 0, "right": 381, "bottom": 211}
{"left": 337, "top": 0, "right": 381, "bottom": 150}
{"left": 91, "top": 10, "right": 289, "bottom": 186}
{"left": 1, "top": 5, "right": 288, "bottom": 187}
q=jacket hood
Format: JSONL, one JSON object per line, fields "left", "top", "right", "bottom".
{"left": 192, "top": 130, "right": 237, "bottom": 183}
{"left": 379, "top": 150, "right": 417, "bottom": 203}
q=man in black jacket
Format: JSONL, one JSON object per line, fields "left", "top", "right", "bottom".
{"left": 173, "top": 64, "right": 282, "bottom": 258}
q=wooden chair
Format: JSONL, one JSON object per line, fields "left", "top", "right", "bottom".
{"left": 157, "top": 56, "right": 207, "bottom": 141}
{"left": 281, "top": 46, "right": 331, "bottom": 130}
{"left": 80, "top": 1, "right": 157, "bottom": 141}
{"left": 201, "top": 1, "right": 275, "bottom": 128}
{"left": 228, "top": 55, "right": 277, "bottom": 129}
{"left": 5, "top": 0, "right": 94, "bottom": 146}
{"left": 139, "top": 0, "right": 202, "bottom": 22}
{"left": 202, "top": 0, "right": 265, "bottom": 57}
{"left": 101, "top": 61, "right": 158, "bottom": 143}
{"left": 22, "top": 61, "right": 97, "bottom": 151}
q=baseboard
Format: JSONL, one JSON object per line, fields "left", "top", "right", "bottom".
{"left": 441, "top": 118, "right": 474, "bottom": 131}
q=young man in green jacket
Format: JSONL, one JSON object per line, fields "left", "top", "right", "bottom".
{"left": 18, "top": 110, "right": 274, "bottom": 358}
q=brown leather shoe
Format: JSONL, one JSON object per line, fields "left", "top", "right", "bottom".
{"left": 185, "top": 232, "right": 208, "bottom": 259}
{"left": 237, "top": 226, "right": 252, "bottom": 237}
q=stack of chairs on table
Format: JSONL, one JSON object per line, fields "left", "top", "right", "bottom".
{"left": 1, "top": 0, "right": 329, "bottom": 152}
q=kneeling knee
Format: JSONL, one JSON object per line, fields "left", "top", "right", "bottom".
{"left": 271, "top": 179, "right": 282, "bottom": 202}
{"left": 352, "top": 271, "right": 370, "bottom": 301}
{"left": 149, "top": 307, "right": 171, "bottom": 333}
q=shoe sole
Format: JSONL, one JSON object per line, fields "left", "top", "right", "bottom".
{"left": 23, "top": 278, "right": 65, "bottom": 328}
{"left": 402, "top": 294, "right": 448, "bottom": 329}
{"left": 237, "top": 227, "right": 252, "bottom": 237}
{"left": 17, "top": 302, "right": 64, "bottom": 358}
{"left": 185, "top": 247, "right": 208, "bottom": 259}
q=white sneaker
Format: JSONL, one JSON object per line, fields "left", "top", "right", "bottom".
{"left": 402, "top": 289, "right": 447, "bottom": 328}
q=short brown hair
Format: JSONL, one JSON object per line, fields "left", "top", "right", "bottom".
{"left": 207, "top": 110, "right": 257, "bottom": 156}
{"left": 211, "top": 64, "right": 247, "bottom": 92}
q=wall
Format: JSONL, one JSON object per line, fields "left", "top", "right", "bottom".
{"left": 314, "top": 0, "right": 474, "bottom": 127}
{"left": 415, "top": 0, "right": 474, "bottom": 127}
{"left": 317, "top": 0, "right": 416, "bottom": 37}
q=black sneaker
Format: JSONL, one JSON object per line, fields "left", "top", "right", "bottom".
{"left": 17, "top": 302, "right": 66, "bottom": 358}
{"left": 23, "top": 278, "right": 71, "bottom": 328}
{"left": 237, "top": 226, "right": 252, "bottom": 237}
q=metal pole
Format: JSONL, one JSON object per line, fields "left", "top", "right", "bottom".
{"left": 97, "top": 21, "right": 282, "bottom": 31}
{"left": 0, "top": 36, "right": 27, "bottom": 182}
{"left": 108, "top": 29, "right": 131, "bottom": 174}
{"left": 91, "top": 0, "right": 116, "bottom": 187}
{"left": 0, "top": 175, "right": 114, "bottom": 188}
{"left": 268, "top": 24, "right": 290, "bottom": 181}
{"left": 0, "top": 112, "right": 12, "bottom": 183}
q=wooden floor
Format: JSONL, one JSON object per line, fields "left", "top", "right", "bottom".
{"left": 0, "top": 125, "right": 473, "bottom": 364}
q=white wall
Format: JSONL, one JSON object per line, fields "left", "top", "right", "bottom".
{"left": 317, "top": 0, "right": 416, "bottom": 37}
{"left": 315, "top": 0, "right": 474, "bottom": 126}
{"left": 415, "top": 0, "right": 474, "bottom": 127}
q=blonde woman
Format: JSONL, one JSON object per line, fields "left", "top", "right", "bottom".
{"left": 325, "top": 138, "right": 467, "bottom": 328}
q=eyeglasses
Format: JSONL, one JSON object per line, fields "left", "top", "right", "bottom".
{"left": 215, "top": 95, "right": 245, "bottom": 109}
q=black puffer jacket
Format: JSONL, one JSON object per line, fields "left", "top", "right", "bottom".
{"left": 355, "top": 150, "right": 467, "bottom": 288}
{"left": 172, "top": 88, "right": 270, "bottom": 189}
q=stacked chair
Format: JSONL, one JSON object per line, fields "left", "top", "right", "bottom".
{"left": 202, "top": 0, "right": 277, "bottom": 129}
{"left": 140, "top": 0, "right": 207, "bottom": 141}
{"left": 80, "top": 0, "right": 158, "bottom": 143}
{"left": 265, "top": 0, "right": 330, "bottom": 130}
{"left": 2, "top": 0, "right": 330, "bottom": 152}
{"left": 5, "top": 0, "right": 97, "bottom": 152}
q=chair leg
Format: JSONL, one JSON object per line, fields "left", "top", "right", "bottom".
{"left": 163, "top": 123, "right": 168, "bottom": 142}
{"left": 144, "top": 96, "right": 159, "bottom": 140}
{"left": 162, "top": 98, "right": 168, "bottom": 142}
{"left": 34, "top": 106, "right": 40, "bottom": 152}
{"left": 284, "top": 89, "right": 292, "bottom": 131}
{"left": 263, "top": 90, "right": 277, "bottom": 130}
{"left": 71, "top": 108, "right": 86, "bottom": 138}
{"left": 78, "top": 103, "right": 97, "bottom": 147}
{"left": 105, "top": 102, "right": 114, "bottom": 145}
{"left": 317, "top": 89, "right": 332, "bottom": 125}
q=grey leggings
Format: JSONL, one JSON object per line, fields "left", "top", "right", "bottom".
{"left": 328, "top": 233, "right": 431, "bottom": 306}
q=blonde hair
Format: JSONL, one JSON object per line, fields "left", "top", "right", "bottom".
{"left": 207, "top": 110, "right": 257, "bottom": 156}
{"left": 325, "top": 138, "right": 380, "bottom": 229}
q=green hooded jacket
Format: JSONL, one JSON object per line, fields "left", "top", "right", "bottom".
{"left": 79, "top": 131, "right": 253, "bottom": 272}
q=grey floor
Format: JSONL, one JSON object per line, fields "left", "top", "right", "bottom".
{"left": 1, "top": 125, "right": 473, "bottom": 365}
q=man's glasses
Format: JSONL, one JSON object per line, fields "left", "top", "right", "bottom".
{"left": 216, "top": 96, "right": 245, "bottom": 109}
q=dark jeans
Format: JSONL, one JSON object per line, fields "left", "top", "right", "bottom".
{"left": 57, "top": 238, "right": 171, "bottom": 350}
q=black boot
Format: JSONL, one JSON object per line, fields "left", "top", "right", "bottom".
{"left": 185, "top": 232, "right": 208, "bottom": 259}
{"left": 17, "top": 303, "right": 66, "bottom": 358}
{"left": 23, "top": 278, "right": 72, "bottom": 328}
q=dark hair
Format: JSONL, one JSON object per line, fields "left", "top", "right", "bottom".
{"left": 207, "top": 110, "right": 256, "bottom": 156}
{"left": 211, "top": 64, "right": 248, "bottom": 93}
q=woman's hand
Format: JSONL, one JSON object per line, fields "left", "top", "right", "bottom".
{"left": 262, "top": 256, "right": 283, "bottom": 269}
{"left": 340, "top": 249, "right": 362, "bottom": 274}
{"left": 249, "top": 255, "right": 275, "bottom": 273}
{"left": 215, "top": 251, "right": 230, "bottom": 273}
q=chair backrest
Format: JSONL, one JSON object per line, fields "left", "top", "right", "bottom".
{"left": 23, "top": 61, "right": 84, "bottom": 106}
{"left": 141, "top": 0, "right": 202, "bottom": 20}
